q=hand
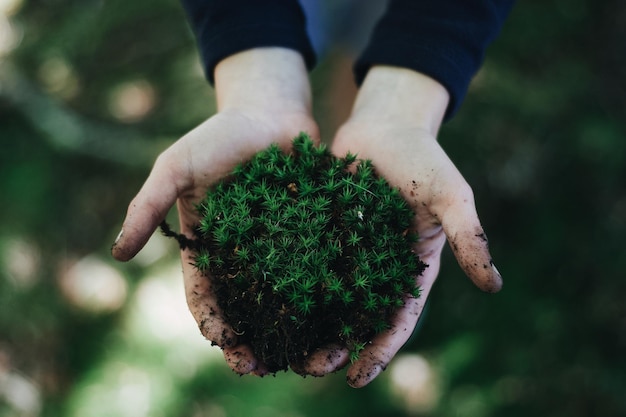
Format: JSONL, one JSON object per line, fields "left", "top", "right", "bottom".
{"left": 302, "top": 66, "right": 502, "bottom": 387}
{"left": 111, "top": 48, "right": 318, "bottom": 375}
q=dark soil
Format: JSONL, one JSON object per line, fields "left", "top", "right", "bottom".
{"left": 162, "top": 134, "right": 426, "bottom": 374}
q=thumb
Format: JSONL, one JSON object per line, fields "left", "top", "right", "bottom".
{"left": 440, "top": 195, "right": 502, "bottom": 293}
{"left": 111, "top": 154, "right": 185, "bottom": 262}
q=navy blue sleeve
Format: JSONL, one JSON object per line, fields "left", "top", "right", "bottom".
{"left": 180, "top": 0, "right": 316, "bottom": 84}
{"left": 355, "top": 0, "right": 515, "bottom": 120}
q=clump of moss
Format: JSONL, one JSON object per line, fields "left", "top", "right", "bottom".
{"left": 164, "top": 133, "right": 426, "bottom": 373}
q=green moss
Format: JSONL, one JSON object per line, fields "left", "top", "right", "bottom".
{"left": 163, "top": 132, "right": 426, "bottom": 373}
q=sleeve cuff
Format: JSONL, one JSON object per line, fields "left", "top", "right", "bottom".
{"left": 181, "top": 0, "right": 316, "bottom": 84}
{"left": 354, "top": 0, "right": 515, "bottom": 120}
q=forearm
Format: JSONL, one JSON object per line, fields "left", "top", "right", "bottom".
{"left": 214, "top": 48, "right": 312, "bottom": 116}
{"left": 350, "top": 66, "right": 449, "bottom": 136}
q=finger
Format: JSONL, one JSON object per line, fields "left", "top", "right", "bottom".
{"left": 251, "top": 361, "right": 271, "bottom": 377}
{"left": 181, "top": 248, "right": 239, "bottom": 348}
{"left": 301, "top": 344, "right": 350, "bottom": 377}
{"left": 178, "top": 199, "right": 260, "bottom": 372}
{"left": 346, "top": 258, "right": 439, "bottom": 388}
{"left": 223, "top": 344, "right": 258, "bottom": 375}
{"left": 111, "top": 152, "right": 186, "bottom": 261}
{"left": 439, "top": 192, "right": 502, "bottom": 293}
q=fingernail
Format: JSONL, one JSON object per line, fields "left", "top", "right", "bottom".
{"left": 488, "top": 261, "right": 503, "bottom": 292}
{"left": 491, "top": 262, "right": 501, "bottom": 277}
{"left": 114, "top": 228, "right": 124, "bottom": 245}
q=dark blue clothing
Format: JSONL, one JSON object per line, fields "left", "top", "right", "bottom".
{"left": 179, "top": 1, "right": 316, "bottom": 83}
{"left": 180, "top": 0, "right": 515, "bottom": 120}
{"left": 355, "top": 0, "right": 515, "bottom": 118}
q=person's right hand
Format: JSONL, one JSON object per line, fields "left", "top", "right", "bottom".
{"left": 111, "top": 48, "right": 318, "bottom": 376}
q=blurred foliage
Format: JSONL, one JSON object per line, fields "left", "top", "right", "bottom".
{"left": 1, "top": 0, "right": 625, "bottom": 416}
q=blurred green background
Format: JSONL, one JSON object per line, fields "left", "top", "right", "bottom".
{"left": 1, "top": 0, "right": 625, "bottom": 416}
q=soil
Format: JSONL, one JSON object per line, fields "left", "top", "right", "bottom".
{"left": 162, "top": 134, "right": 426, "bottom": 374}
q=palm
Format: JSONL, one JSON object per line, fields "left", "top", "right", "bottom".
{"left": 173, "top": 111, "right": 316, "bottom": 231}
{"left": 113, "top": 108, "right": 318, "bottom": 373}
{"left": 317, "top": 120, "right": 502, "bottom": 387}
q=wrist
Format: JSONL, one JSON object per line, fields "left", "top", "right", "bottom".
{"left": 350, "top": 66, "right": 449, "bottom": 135}
{"left": 214, "top": 47, "right": 312, "bottom": 117}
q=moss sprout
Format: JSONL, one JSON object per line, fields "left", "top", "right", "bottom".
{"left": 162, "top": 132, "right": 426, "bottom": 373}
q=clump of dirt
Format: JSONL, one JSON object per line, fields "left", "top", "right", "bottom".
{"left": 163, "top": 133, "right": 426, "bottom": 373}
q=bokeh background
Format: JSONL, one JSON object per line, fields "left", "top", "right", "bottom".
{"left": 1, "top": 0, "right": 625, "bottom": 416}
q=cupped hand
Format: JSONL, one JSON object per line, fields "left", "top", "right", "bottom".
{"left": 302, "top": 66, "right": 502, "bottom": 387}
{"left": 112, "top": 47, "right": 317, "bottom": 375}
{"left": 112, "top": 108, "right": 318, "bottom": 374}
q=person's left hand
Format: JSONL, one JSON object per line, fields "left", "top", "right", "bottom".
{"left": 300, "top": 66, "right": 503, "bottom": 387}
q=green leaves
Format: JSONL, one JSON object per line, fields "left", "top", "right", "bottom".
{"left": 194, "top": 249, "right": 210, "bottom": 271}
{"left": 182, "top": 132, "right": 426, "bottom": 372}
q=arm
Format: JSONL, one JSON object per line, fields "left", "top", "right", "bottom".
{"left": 112, "top": 47, "right": 318, "bottom": 374}
{"left": 303, "top": 0, "right": 514, "bottom": 387}
{"left": 112, "top": 0, "right": 318, "bottom": 374}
